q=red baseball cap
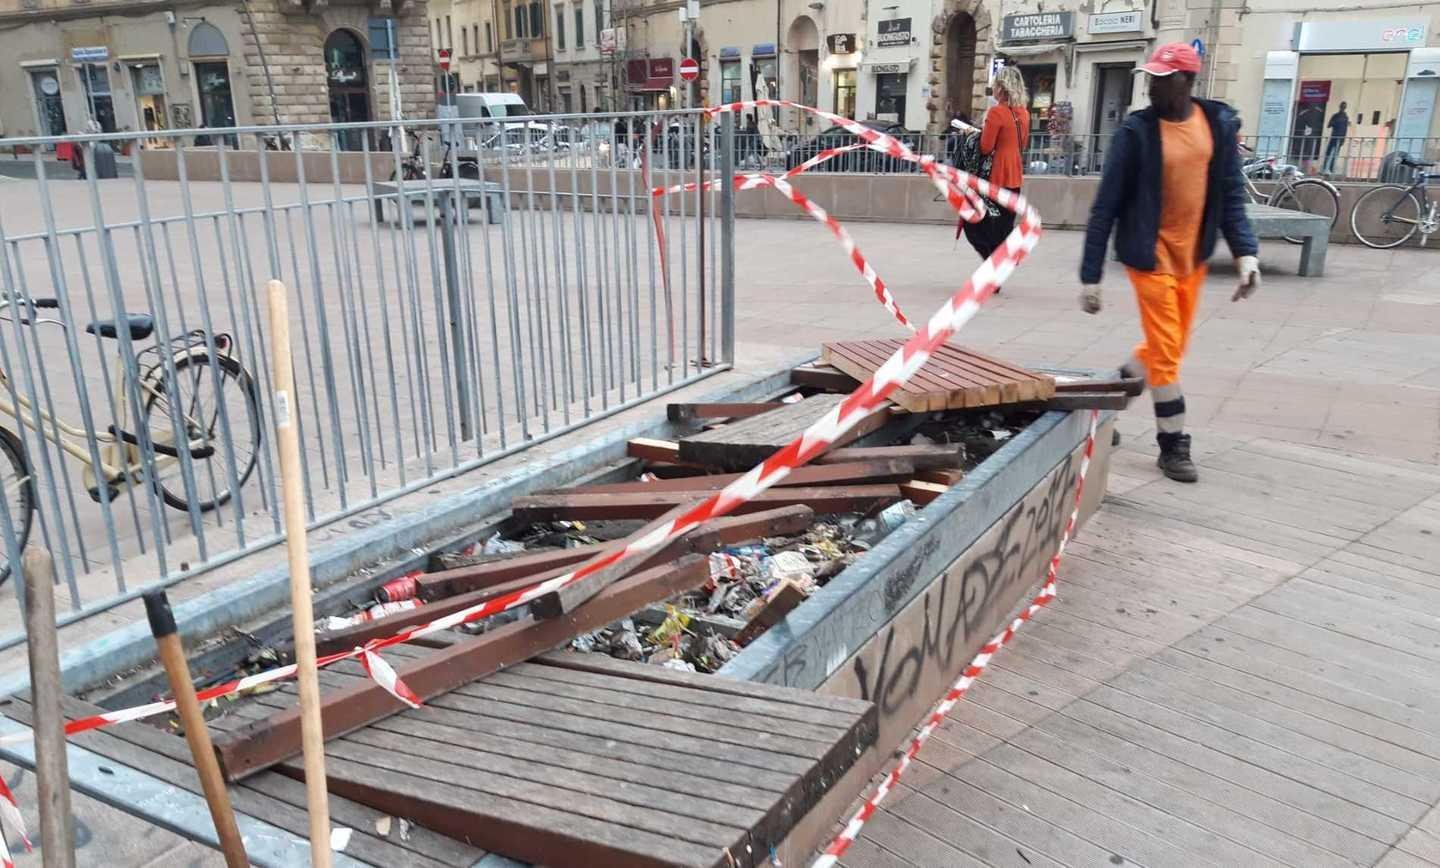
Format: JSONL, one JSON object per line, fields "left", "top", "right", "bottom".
{"left": 1136, "top": 42, "right": 1203, "bottom": 76}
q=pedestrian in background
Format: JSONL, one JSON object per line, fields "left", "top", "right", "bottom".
{"left": 1078, "top": 42, "right": 1260, "bottom": 483}
{"left": 1323, "top": 101, "right": 1349, "bottom": 176}
{"left": 959, "top": 66, "right": 1030, "bottom": 267}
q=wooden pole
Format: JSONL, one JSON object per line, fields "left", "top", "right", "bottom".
{"left": 21, "top": 547, "right": 75, "bottom": 868}
{"left": 142, "top": 590, "right": 248, "bottom": 868}
{"left": 264, "top": 278, "right": 334, "bottom": 867}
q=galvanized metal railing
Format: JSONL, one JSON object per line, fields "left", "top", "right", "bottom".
{"left": 0, "top": 110, "right": 734, "bottom": 650}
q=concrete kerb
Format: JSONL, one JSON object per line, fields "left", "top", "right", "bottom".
{"left": 0, "top": 354, "right": 815, "bottom": 701}
{"left": 721, "top": 406, "right": 1110, "bottom": 688}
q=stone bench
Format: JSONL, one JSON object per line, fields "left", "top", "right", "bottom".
{"left": 372, "top": 179, "right": 506, "bottom": 226}
{"left": 1246, "top": 202, "right": 1329, "bottom": 277}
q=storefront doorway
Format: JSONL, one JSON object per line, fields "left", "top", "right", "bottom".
{"left": 28, "top": 67, "right": 67, "bottom": 140}
{"left": 130, "top": 62, "right": 168, "bottom": 147}
{"left": 325, "top": 29, "right": 372, "bottom": 150}
{"left": 876, "top": 72, "right": 907, "bottom": 124}
{"left": 194, "top": 62, "right": 236, "bottom": 146}
{"left": 77, "top": 63, "right": 117, "bottom": 133}
{"left": 1089, "top": 62, "right": 1133, "bottom": 170}
{"left": 944, "top": 13, "right": 977, "bottom": 122}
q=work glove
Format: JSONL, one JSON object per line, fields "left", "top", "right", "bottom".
{"left": 1080, "top": 285, "right": 1103, "bottom": 314}
{"left": 1232, "top": 255, "right": 1261, "bottom": 301}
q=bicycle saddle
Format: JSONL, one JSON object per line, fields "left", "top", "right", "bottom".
{"left": 86, "top": 314, "right": 155, "bottom": 341}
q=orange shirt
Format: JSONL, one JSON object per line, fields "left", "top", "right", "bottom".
{"left": 1154, "top": 106, "right": 1213, "bottom": 276}
{"left": 980, "top": 104, "right": 1031, "bottom": 190}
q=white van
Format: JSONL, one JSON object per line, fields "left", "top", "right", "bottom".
{"left": 454, "top": 92, "right": 532, "bottom": 120}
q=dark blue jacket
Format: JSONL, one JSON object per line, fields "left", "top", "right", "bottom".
{"left": 1080, "top": 99, "right": 1258, "bottom": 285}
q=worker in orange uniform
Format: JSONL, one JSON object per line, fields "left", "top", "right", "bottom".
{"left": 1078, "top": 42, "right": 1259, "bottom": 483}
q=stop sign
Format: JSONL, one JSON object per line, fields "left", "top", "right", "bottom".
{"left": 679, "top": 57, "right": 699, "bottom": 82}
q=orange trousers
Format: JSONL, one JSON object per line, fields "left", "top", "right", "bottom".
{"left": 1126, "top": 266, "right": 1207, "bottom": 388}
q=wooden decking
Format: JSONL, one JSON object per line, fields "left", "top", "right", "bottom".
{"left": 842, "top": 434, "right": 1440, "bottom": 868}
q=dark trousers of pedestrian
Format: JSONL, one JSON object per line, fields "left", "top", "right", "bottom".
{"left": 1322, "top": 137, "right": 1345, "bottom": 175}
{"left": 960, "top": 186, "right": 1022, "bottom": 261}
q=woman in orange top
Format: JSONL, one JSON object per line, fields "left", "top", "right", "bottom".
{"left": 963, "top": 66, "right": 1032, "bottom": 263}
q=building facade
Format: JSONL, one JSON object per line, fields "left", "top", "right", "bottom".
{"left": 547, "top": 0, "right": 609, "bottom": 111}
{"left": 0, "top": 0, "right": 436, "bottom": 143}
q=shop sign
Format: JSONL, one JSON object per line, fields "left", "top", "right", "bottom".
{"left": 1296, "top": 19, "right": 1427, "bottom": 52}
{"left": 876, "top": 18, "right": 912, "bottom": 47}
{"left": 1002, "top": 12, "right": 1074, "bottom": 42}
{"left": 71, "top": 46, "right": 108, "bottom": 63}
{"left": 1298, "top": 80, "right": 1331, "bottom": 103}
{"left": 827, "top": 33, "right": 858, "bottom": 54}
{"left": 1087, "top": 10, "right": 1142, "bottom": 35}
{"left": 868, "top": 62, "right": 908, "bottom": 74}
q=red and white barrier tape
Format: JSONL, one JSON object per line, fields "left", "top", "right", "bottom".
{"left": 1, "top": 102, "right": 1042, "bottom": 783}
{"left": 812, "top": 409, "right": 1099, "bottom": 868}
{"left": 0, "top": 771, "right": 30, "bottom": 867}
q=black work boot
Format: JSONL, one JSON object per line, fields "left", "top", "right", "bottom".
{"left": 1156, "top": 432, "right": 1199, "bottom": 483}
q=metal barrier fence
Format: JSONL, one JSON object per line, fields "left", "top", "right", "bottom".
{"left": 704, "top": 128, "right": 1440, "bottom": 184}
{"left": 0, "top": 109, "right": 733, "bottom": 649}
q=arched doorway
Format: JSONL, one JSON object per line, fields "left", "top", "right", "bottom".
{"left": 324, "top": 30, "right": 371, "bottom": 150}
{"left": 944, "top": 13, "right": 977, "bottom": 123}
{"left": 786, "top": 16, "right": 820, "bottom": 131}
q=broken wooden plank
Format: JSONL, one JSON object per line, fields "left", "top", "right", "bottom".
{"left": 916, "top": 467, "right": 966, "bottom": 486}
{"left": 510, "top": 485, "right": 900, "bottom": 523}
{"left": 900, "top": 480, "right": 949, "bottom": 507}
{"left": 734, "top": 581, "right": 809, "bottom": 646}
{"left": 677, "top": 394, "right": 892, "bottom": 471}
{"left": 212, "top": 554, "right": 712, "bottom": 780}
{"left": 790, "top": 364, "right": 861, "bottom": 392}
{"left": 416, "top": 546, "right": 605, "bottom": 601}
{"left": 1053, "top": 376, "right": 1145, "bottom": 396}
{"left": 815, "top": 443, "right": 965, "bottom": 469}
{"left": 626, "top": 437, "right": 687, "bottom": 464}
{"left": 821, "top": 340, "right": 1055, "bottom": 412}
{"left": 562, "top": 458, "right": 917, "bottom": 495}
{"left": 667, "top": 402, "right": 786, "bottom": 422}
{"left": 1032, "top": 391, "right": 1131, "bottom": 411}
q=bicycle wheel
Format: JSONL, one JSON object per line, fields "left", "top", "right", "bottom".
{"left": 1350, "top": 185, "right": 1422, "bottom": 249}
{"left": 0, "top": 427, "right": 35, "bottom": 587}
{"left": 143, "top": 352, "right": 262, "bottom": 513}
{"left": 1270, "top": 179, "right": 1340, "bottom": 244}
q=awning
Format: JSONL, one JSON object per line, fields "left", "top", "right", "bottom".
{"left": 996, "top": 42, "right": 1066, "bottom": 56}
{"left": 752, "top": 43, "right": 777, "bottom": 58}
{"left": 626, "top": 58, "right": 674, "bottom": 91}
{"left": 720, "top": 46, "right": 741, "bottom": 59}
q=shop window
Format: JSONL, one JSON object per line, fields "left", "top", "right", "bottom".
{"left": 78, "top": 63, "right": 117, "bottom": 133}
{"left": 1292, "top": 52, "right": 1407, "bottom": 175}
{"left": 1019, "top": 64, "right": 1056, "bottom": 139}
{"left": 29, "top": 68, "right": 67, "bottom": 138}
{"left": 833, "top": 68, "right": 856, "bottom": 119}
{"left": 721, "top": 60, "right": 742, "bottom": 103}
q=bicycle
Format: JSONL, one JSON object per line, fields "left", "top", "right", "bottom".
{"left": 0, "top": 296, "right": 263, "bottom": 584}
{"left": 1240, "top": 143, "right": 1341, "bottom": 244}
{"left": 1350, "top": 155, "right": 1440, "bottom": 249}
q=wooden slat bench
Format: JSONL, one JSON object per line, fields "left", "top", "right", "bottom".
{"left": 205, "top": 646, "right": 876, "bottom": 868}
